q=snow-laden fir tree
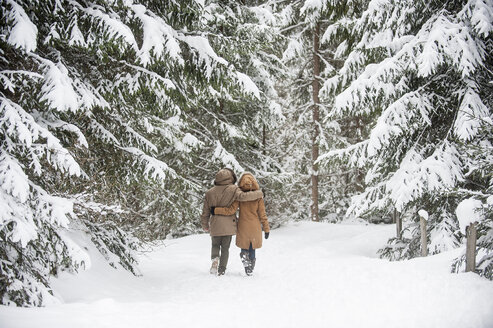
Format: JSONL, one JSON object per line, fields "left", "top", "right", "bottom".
{"left": 0, "top": 0, "right": 274, "bottom": 306}
{"left": 274, "top": 0, "right": 363, "bottom": 222}
{"left": 196, "top": 0, "right": 294, "bottom": 226}
{"left": 318, "top": 0, "right": 493, "bottom": 276}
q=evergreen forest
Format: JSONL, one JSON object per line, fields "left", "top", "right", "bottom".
{"left": 1, "top": 0, "right": 492, "bottom": 306}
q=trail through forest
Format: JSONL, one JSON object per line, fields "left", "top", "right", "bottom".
{"left": 1, "top": 221, "right": 493, "bottom": 328}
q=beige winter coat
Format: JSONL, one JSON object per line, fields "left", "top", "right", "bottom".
{"left": 200, "top": 169, "right": 263, "bottom": 237}
{"left": 214, "top": 172, "right": 270, "bottom": 249}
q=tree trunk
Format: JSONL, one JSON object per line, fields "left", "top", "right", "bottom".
{"left": 420, "top": 216, "right": 427, "bottom": 257}
{"left": 262, "top": 123, "right": 266, "bottom": 156}
{"left": 394, "top": 209, "right": 402, "bottom": 239}
{"left": 311, "top": 22, "right": 320, "bottom": 222}
{"left": 466, "top": 223, "right": 477, "bottom": 272}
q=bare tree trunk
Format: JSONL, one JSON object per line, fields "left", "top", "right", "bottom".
{"left": 394, "top": 209, "right": 402, "bottom": 239}
{"left": 311, "top": 22, "right": 320, "bottom": 222}
{"left": 466, "top": 223, "right": 477, "bottom": 272}
{"left": 262, "top": 123, "right": 266, "bottom": 156}
{"left": 420, "top": 216, "right": 427, "bottom": 257}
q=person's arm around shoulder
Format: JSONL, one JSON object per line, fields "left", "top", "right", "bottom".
{"left": 235, "top": 187, "right": 263, "bottom": 202}
{"left": 213, "top": 201, "right": 239, "bottom": 216}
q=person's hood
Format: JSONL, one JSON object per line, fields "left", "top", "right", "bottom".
{"left": 214, "top": 168, "right": 237, "bottom": 186}
{"left": 238, "top": 172, "right": 260, "bottom": 191}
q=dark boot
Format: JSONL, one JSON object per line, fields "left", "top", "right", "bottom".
{"left": 245, "top": 258, "right": 255, "bottom": 276}
{"left": 250, "top": 258, "right": 256, "bottom": 272}
{"left": 240, "top": 250, "right": 252, "bottom": 275}
{"left": 240, "top": 250, "right": 250, "bottom": 267}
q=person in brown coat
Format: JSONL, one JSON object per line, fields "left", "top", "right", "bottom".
{"left": 212, "top": 172, "right": 270, "bottom": 276}
{"left": 200, "top": 168, "right": 263, "bottom": 276}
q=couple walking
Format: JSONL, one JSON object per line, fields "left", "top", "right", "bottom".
{"left": 200, "top": 168, "right": 270, "bottom": 276}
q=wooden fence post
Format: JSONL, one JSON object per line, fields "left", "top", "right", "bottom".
{"left": 418, "top": 210, "right": 428, "bottom": 257}
{"left": 466, "top": 222, "right": 477, "bottom": 272}
{"left": 420, "top": 216, "right": 427, "bottom": 257}
{"left": 394, "top": 209, "right": 402, "bottom": 239}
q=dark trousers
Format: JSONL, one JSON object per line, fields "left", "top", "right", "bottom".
{"left": 241, "top": 243, "right": 255, "bottom": 260}
{"left": 211, "top": 235, "right": 232, "bottom": 271}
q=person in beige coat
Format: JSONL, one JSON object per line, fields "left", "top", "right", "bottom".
{"left": 212, "top": 172, "right": 270, "bottom": 275}
{"left": 200, "top": 168, "right": 263, "bottom": 276}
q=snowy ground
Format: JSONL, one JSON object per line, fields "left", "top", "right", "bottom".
{"left": 1, "top": 221, "right": 493, "bottom": 328}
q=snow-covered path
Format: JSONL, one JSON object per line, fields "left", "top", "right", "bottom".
{"left": 2, "top": 222, "right": 493, "bottom": 328}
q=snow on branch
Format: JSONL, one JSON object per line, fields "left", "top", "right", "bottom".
{"left": 32, "top": 183, "right": 73, "bottom": 228}
{"left": 0, "top": 97, "right": 82, "bottom": 176}
{"left": 73, "top": 193, "right": 126, "bottom": 216}
{"left": 321, "top": 19, "right": 349, "bottom": 45}
{"left": 155, "top": 115, "right": 184, "bottom": 139}
{"left": 123, "top": 123, "right": 158, "bottom": 154}
{"left": 417, "top": 14, "right": 485, "bottom": 79}
{"left": 0, "top": 187, "right": 37, "bottom": 248}
{"left": 453, "top": 84, "right": 490, "bottom": 141}
{"left": 316, "top": 139, "right": 369, "bottom": 168}
{"left": 301, "top": 0, "right": 326, "bottom": 13}
{"left": 34, "top": 113, "right": 89, "bottom": 148}
{"left": 347, "top": 181, "right": 387, "bottom": 217}
{"left": 220, "top": 121, "right": 244, "bottom": 139}
{"left": 366, "top": 91, "right": 432, "bottom": 157}
{"left": 349, "top": 142, "right": 464, "bottom": 215}
{"left": 122, "top": 63, "right": 176, "bottom": 90}
{"left": 0, "top": 153, "right": 75, "bottom": 248}
{"left": 321, "top": 50, "right": 365, "bottom": 98}
{"left": 332, "top": 57, "right": 405, "bottom": 115}
{"left": 459, "top": 0, "right": 493, "bottom": 37}
{"left": 68, "top": 17, "right": 86, "bottom": 47}
{"left": 180, "top": 35, "right": 228, "bottom": 79}
{"left": 235, "top": 71, "right": 261, "bottom": 99}
{"left": 5, "top": 0, "right": 38, "bottom": 52}
{"left": 326, "top": 1, "right": 488, "bottom": 114}
{"left": 130, "top": 4, "right": 183, "bottom": 66}
{"left": 0, "top": 70, "right": 43, "bottom": 93}
{"left": 1, "top": 97, "right": 38, "bottom": 148}
{"left": 89, "top": 119, "right": 121, "bottom": 146}
{"left": 39, "top": 59, "right": 80, "bottom": 113}
{"left": 72, "top": 76, "right": 110, "bottom": 110}
{"left": 0, "top": 153, "right": 30, "bottom": 204}
{"left": 82, "top": 4, "right": 139, "bottom": 52}
{"left": 213, "top": 141, "right": 244, "bottom": 173}
{"left": 46, "top": 146, "right": 83, "bottom": 176}
{"left": 248, "top": 5, "right": 278, "bottom": 26}
{"left": 178, "top": 133, "right": 203, "bottom": 153}
{"left": 121, "top": 146, "right": 177, "bottom": 182}
{"left": 386, "top": 142, "right": 463, "bottom": 212}
{"left": 282, "top": 38, "right": 304, "bottom": 62}
{"left": 5, "top": 58, "right": 106, "bottom": 114}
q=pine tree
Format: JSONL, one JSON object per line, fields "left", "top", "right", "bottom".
{"left": 196, "top": 0, "right": 293, "bottom": 226}
{"left": 274, "top": 0, "right": 361, "bottom": 222}
{"left": 318, "top": 0, "right": 493, "bottom": 274}
{"left": 0, "top": 0, "right": 278, "bottom": 305}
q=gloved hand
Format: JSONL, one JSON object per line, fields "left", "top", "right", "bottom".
{"left": 265, "top": 232, "right": 269, "bottom": 239}
{"left": 210, "top": 207, "right": 216, "bottom": 215}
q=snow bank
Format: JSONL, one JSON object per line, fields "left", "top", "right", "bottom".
{"left": 1, "top": 222, "right": 492, "bottom": 328}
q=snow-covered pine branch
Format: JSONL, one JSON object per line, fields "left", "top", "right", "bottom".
{"left": 316, "top": 0, "right": 493, "bottom": 271}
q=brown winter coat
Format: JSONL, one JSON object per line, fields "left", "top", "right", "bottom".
{"left": 200, "top": 169, "right": 263, "bottom": 237}
{"left": 214, "top": 172, "right": 270, "bottom": 249}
